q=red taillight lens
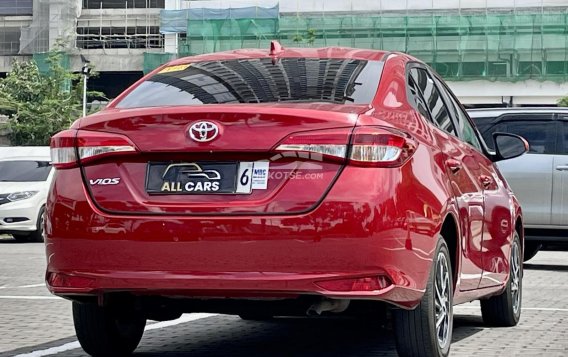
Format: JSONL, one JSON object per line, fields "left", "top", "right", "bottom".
{"left": 76, "top": 130, "right": 137, "bottom": 164}
{"left": 349, "top": 126, "right": 416, "bottom": 167}
{"left": 50, "top": 130, "right": 78, "bottom": 169}
{"left": 316, "top": 276, "right": 392, "bottom": 292}
{"left": 47, "top": 272, "right": 95, "bottom": 289}
{"left": 273, "top": 128, "right": 351, "bottom": 162}
{"left": 50, "top": 129, "right": 137, "bottom": 169}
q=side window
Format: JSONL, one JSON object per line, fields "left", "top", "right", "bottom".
{"left": 439, "top": 83, "right": 482, "bottom": 151}
{"left": 407, "top": 75, "right": 431, "bottom": 121}
{"left": 503, "top": 121, "right": 558, "bottom": 154}
{"left": 476, "top": 121, "right": 503, "bottom": 151}
{"left": 410, "top": 68, "right": 457, "bottom": 136}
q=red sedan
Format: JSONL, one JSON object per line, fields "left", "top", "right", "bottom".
{"left": 47, "top": 43, "right": 527, "bottom": 357}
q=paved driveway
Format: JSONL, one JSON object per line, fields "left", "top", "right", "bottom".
{"left": 1, "top": 235, "right": 566, "bottom": 356}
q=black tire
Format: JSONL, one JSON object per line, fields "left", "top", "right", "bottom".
{"left": 73, "top": 302, "right": 146, "bottom": 356}
{"left": 393, "top": 236, "right": 453, "bottom": 357}
{"left": 523, "top": 241, "right": 541, "bottom": 262}
{"left": 28, "top": 206, "right": 45, "bottom": 242}
{"left": 480, "top": 232, "right": 522, "bottom": 327}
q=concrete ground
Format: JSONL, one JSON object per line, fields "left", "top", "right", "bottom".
{"left": 0, "top": 234, "right": 566, "bottom": 356}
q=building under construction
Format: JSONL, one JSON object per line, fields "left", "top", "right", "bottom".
{"left": 1, "top": 0, "right": 568, "bottom": 104}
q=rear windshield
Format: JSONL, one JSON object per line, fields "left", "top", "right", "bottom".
{"left": 0, "top": 160, "right": 52, "bottom": 182}
{"left": 116, "top": 58, "right": 384, "bottom": 108}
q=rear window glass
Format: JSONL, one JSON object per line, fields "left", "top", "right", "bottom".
{"left": 116, "top": 58, "right": 383, "bottom": 108}
{"left": 0, "top": 161, "right": 52, "bottom": 182}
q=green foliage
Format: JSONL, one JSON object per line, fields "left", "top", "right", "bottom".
{"left": 290, "top": 29, "right": 317, "bottom": 46}
{"left": 558, "top": 96, "right": 568, "bottom": 107}
{"left": 0, "top": 49, "right": 104, "bottom": 146}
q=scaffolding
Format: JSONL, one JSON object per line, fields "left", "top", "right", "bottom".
{"left": 76, "top": 0, "right": 164, "bottom": 50}
{"left": 0, "top": 0, "right": 33, "bottom": 55}
{"left": 154, "top": 1, "right": 568, "bottom": 82}
{"left": 19, "top": 0, "right": 80, "bottom": 55}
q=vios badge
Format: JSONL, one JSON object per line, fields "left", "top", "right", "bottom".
{"left": 189, "top": 121, "right": 219, "bottom": 142}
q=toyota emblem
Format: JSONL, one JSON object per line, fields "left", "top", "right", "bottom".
{"left": 189, "top": 121, "right": 219, "bottom": 143}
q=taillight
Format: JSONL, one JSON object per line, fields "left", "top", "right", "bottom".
{"left": 50, "top": 129, "right": 138, "bottom": 169}
{"left": 349, "top": 126, "right": 416, "bottom": 167}
{"left": 50, "top": 130, "right": 78, "bottom": 169}
{"left": 274, "top": 128, "right": 351, "bottom": 162}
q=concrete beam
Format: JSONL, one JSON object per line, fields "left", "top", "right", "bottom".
{"left": 69, "top": 49, "right": 162, "bottom": 72}
{"left": 0, "top": 55, "right": 31, "bottom": 73}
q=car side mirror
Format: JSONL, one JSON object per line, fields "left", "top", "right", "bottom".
{"left": 492, "top": 132, "right": 529, "bottom": 162}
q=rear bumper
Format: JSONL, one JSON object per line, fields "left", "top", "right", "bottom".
{"left": 45, "top": 167, "right": 441, "bottom": 309}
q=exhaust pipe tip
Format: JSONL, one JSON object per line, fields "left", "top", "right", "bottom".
{"left": 306, "top": 299, "right": 350, "bottom": 316}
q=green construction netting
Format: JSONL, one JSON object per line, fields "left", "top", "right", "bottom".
{"left": 143, "top": 52, "right": 178, "bottom": 74}
{"left": 145, "top": 10, "right": 568, "bottom": 82}
{"left": 33, "top": 52, "right": 71, "bottom": 91}
{"left": 185, "top": 18, "right": 278, "bottom": 54}
{"left": 33, "top": 52, "right": 70, "bottom": 74}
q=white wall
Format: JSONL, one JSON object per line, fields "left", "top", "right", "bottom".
{"left": 448, "top": 80, "right": 568, "bottom": 105}
{"left": 173, "top": 0, "right": 568, "bottom": 11}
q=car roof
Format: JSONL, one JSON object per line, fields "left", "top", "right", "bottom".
{"left": 467, "top": 107, "right": 568, "bottom": 118}
{"left": 167, "top": 46, "right": 390, "bottom": 66}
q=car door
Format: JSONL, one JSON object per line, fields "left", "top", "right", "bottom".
{"left": 494, "top": 116, "right": 557, "bottom": 227}
{"left": 432, "top": 75, "right": 504, "bottom": 290}
{"left": 410, "top": 67, "right": 485, "bottom": 291}
{"left": 552, "top": 118, "right": 568, "bottom": 226}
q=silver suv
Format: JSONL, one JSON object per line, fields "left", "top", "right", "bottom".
{"left": 469, "top": 107, "right": 568, "bottom": 261}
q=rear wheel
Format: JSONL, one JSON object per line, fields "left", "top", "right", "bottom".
{"left": 73, "top": 302, "right": 146, "bottom": 356}
{"left": 480, "top": 232, "right": 522, "bottom": 327}
{"left": 393, "top": 236, "right": 453, "bottom": 357}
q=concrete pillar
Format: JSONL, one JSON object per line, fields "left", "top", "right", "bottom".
{"left": 164, "top": 0, "right": 181, "bottom": 53}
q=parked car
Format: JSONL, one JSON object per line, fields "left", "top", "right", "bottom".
{"left": 0, "top": 146, "right": 52, "bottom": 242}
{"left": 469, "top": 107, "right": 568, "bottom": 261}
{"left": 46, "top": 44, "right": 527, "bottom": 357}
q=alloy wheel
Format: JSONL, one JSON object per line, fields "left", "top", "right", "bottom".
{"left": 435, "top": 252, "right": 451, "bottom": 349}
{"left": 510, "top": 240, "right": 521, "bottom": 315}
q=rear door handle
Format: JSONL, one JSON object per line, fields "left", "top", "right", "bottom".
{"left": 556, "top": 165, "right": 568, "bottom": 171}
{"left": 479, "top": 175, "right": 493, "bottom": 188}
{"left": 446, "top": 159, "right": 462, "bottom": 174}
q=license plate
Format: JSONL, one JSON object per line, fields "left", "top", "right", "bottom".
{"left": 146, "top": 161, "right": 254, "bottom": 194}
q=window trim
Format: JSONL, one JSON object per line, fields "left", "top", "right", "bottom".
{"left": 406, "top": 64, "right": 458, "bottom": 137}
{"left": 428, "top": 70, "right": 490, "bottom": 155}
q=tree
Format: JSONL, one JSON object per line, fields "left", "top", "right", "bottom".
{"left": 558, "top": 96, "right": 568, "bottom": 107}
{"left": 0, "top": 50, "right": 103, "bottom": 146}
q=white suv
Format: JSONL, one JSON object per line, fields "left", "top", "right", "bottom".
{"left": 469, "top": 108, "right": 568, "bottom": 261}
{"left": 0, "top": 147, "right": 53, "bottom": 242}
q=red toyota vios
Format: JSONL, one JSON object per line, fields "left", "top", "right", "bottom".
{"left": 47, "top": 43, "right": 527, "bottom": 357}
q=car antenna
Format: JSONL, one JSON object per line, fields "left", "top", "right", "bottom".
{"left": 270, "top": 40, "right": 284, "bottom": 65}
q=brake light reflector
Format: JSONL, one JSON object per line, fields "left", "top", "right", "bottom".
{"left": 316, "top": 275, "right": 392, "bottom": 292}
{"left": 50, "top": 129, "right": 137, "bottom": 169}
{"left": 274, "top": 128, "right": 351, "bottom": 162}
{"left": 349, "top": 126, "right": 416, "bottom": 167}
{"left": 77, "top": 131, "right": 137, "bottom": 164}
{"left": 51, "top": 130, "right": 78, "bottom": 169}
